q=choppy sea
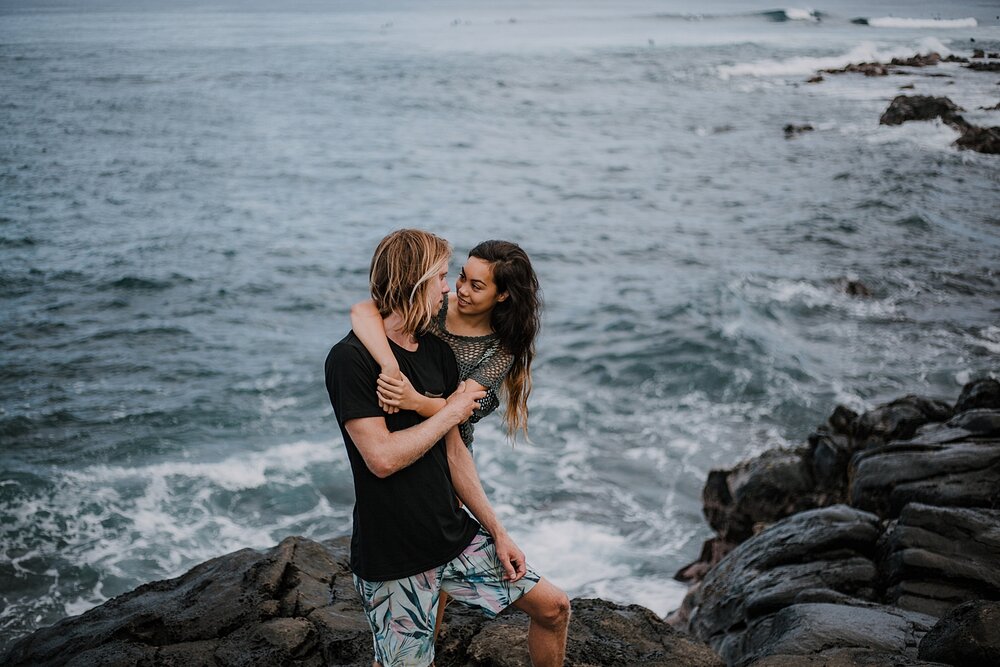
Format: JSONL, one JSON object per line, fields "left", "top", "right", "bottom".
{"left": 2, "top": 0, "right": 999, "bottom": 650}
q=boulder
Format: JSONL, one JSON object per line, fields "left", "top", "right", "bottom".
{"left": 850, "top": 395, "right": 953, "bottom": 448}
{"left": 751, "top": 647, "right": 950, "bottom": 666}
{"left": 878, "top": 503, "right": 1000, "bottom": 618}
{"left": 955, "top": 378, "right": 1000, "bottom": 413}
{"left": 849, "top": 438, "right": 1000, "bottom": 518}
{"left": 740, "top": 603, "right": 938, "bottom": 667}
{"left": 966, "top": 61, "right": 1000, "bottom": 72}
{"left": 689, "top": 505, "right": 882, "bottom": 662}
{"left": 954, "top": 125, "right": 1000, "bottom": 154}
{"left": 702, "top": 447, "right": 824, "bottom": 544}
{"left": 879, "top": 96, "right": 966, "bottom": 127}
{"left": 0, "top": 536, "right": 372, "bottom": 667}
{"left": 919, "top": 600, "right": 1000, "bottom": 667}
{"left": 441, "top": 598, "right": 724, "bottom": 667}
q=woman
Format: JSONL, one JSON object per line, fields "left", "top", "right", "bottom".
{"left": 350, "top": 239, "right": 540, "bottom": 448}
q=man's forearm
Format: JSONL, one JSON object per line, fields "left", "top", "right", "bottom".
{"left": 446, "top": 428, "right": 506, "bottom": 537}
{"left": 371, "top": 409, "right": 465, "bottom": 477}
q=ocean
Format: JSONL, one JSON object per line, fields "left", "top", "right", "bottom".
{"left": 1, "top": 0, "right": 998, "bottom": 649}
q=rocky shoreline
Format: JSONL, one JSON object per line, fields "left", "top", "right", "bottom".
{"left": 790, "top": 49, "right": 1000, "bottom": 154}
{"left": 3, "top": 378, "right": 997, "bottom": 666}
{"left": 670, "top": 377, "right": 1000, "bottom": 667}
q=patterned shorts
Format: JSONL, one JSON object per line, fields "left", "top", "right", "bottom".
{"left": 353, "top": 528, "right": 541, "bottom": 667}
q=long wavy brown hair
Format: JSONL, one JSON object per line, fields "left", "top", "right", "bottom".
{"left": 369, "top": 229, "right": 451, "bottom": 337}
{"left": 469, "top": 240, "right": 541, "bottom": 439}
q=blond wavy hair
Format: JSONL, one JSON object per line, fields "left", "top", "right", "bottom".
{"left": 369, "top": 229, "right": 451, "bottom": 337}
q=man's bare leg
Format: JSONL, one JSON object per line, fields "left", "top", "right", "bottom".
{"left": 434, "top": 590, "right": 449, "bottom": 642}
{"left": 512, "top": 578, "right": 570, "bottom": 667}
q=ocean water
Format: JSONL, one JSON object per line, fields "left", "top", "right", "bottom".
{"left": 1, "top": 0, "right": 999, "bottom": 649}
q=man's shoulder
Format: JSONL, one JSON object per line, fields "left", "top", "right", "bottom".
{"left": 326, "top": 331, "right": 376, "bottom": 373}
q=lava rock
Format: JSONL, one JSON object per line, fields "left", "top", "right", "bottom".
{"left": 955, "top": 378, "right": 1000, "bottom": 413}
{"left": 0, "top": 536, "right": 372, "bottom": 667}
{"left": 741, "top": 603, "right": 938, "bottom": 667}
{"left": 918, "top": 600, "right": 1000, "bottom": 667}
{"left": 879, "top": 95, "right": 965, "bottom": 127}
{"left": 849, "top": 437, "right": 1000, "bottom": 519}
{"left": 751, "top": 647, "right": 951, "bottom": 666}
{"left": 784, "top": 123, "right": 814, "bottom": 137}
{"left": 955, "top": 125, "right": 1000, "bottom": 154}
{"left": 702, "top": 447, "right": 823, "bottom": 544}
{"left": 877, "top": 503, "right": 1000, "bottom": 618}
{"left": 689, "top": 505, "right": 881, "bottom": 663}
{"left": 890, "top": 53, "right": 942, "bottom": 68}
{"left": 966, "top": 61, "right": 1000, "bottom": 72}
{"left": 850, "top": 395, "right": 953, "bottom": 449}
{"left": 824, "top": 62, "right": 891, "bottom": 76}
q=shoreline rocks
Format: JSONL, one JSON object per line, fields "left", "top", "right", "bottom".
{"left": 674, "top": 377, "right": 1000, "bottom": 666}
{"left": 796, "top": 50, "right": 1000, "bottom": 155}
{"left": 1, "top": 537, "right": 724, "bottom": 667}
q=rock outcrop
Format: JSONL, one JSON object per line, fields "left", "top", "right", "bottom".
{"left": 675, "top": 377, "right": 1000, "bottom": 667}
{"left": 1, "top": 535, "right": 724, "bottom": 667}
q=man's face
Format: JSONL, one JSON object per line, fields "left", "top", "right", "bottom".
{"left": 428, "top": 261, "right": 450, "bottom": 312}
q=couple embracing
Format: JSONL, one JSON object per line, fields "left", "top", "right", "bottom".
{"left": 325, "top": 229, "right": 570, "bottom": 667}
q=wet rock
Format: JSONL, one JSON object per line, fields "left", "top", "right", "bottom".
{"left": 689, "top": 505, "right": 881, "bottom": 662}
{"left": 807, "top": 75, "right": 824, "bottom": 83}
{"left": 784, "top": 123, "right": 814, "bottom": 137}
{"left": 878, "top": 95, "right": 965, "bottom": 127}
{"left": 918, "top": 600, "right": 1000, "bottom": 667}
{"left": 832, "top": 278, "right": 872, "bottom": 297}
{"left": 702, "top": 447, "right": 823, "bottom": 544}
{"left": 955, "top": 378, "right": 1000, "bottom": 413}
{"left": 972, "top": 49, "right": 985, "bottom": 58}
{"left": 955, "top": 125, "right": 1000, "bottom": 154}
{"left": 444, "top": 598, "right": 724, "bottom": 667}
{"left": 966, "top": 61, "right": 1000, "bottom": 72}
{"left": 850, "top": 394, "right": 953, "bottom": 449}
{"left": 824, "top": 62, "right": 891, "bottom": 77}
{"left": 849, "top": 435, "right": 1000, "bottom": 519}
{"left": 878, "top": 503, "right": 1000, "bottom": 618}
{"left": 2, "top": 535, "right": 723, "bottom": 667}
{"left": 943, "top": 55, "right": 970, "bottom": 64}
{"left": 740, "top": 603, "right": 938, "bottom": 667}
{"left": 0, "top": 536, "right": 372, "bottom": 667}
{"left": 890, "top": 53, "right": 942, "bottom": 68}
{"left": 751, "top": 647, "right": 950, "bottom": 666}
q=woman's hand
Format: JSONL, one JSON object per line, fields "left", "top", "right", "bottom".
{"left": 378, "top": 365, "right": 402, "bottom": 414}
{"left": 377, "top": 372, "right": 424, "bottom": 412}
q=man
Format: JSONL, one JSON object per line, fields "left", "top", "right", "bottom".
{"left": 325, "top": 229, "right": 570, "bottom": 667}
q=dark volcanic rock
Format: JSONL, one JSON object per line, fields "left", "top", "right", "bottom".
{"left": 784, "top": 123, "right": 814, "bottom": 137}
{"left": 955, "top": 124, "right": 1000, "bottom": 153}
{"left": 689, "top": 505, "right": 882, "bottom": 664}
{"left": 751, "top": 647, "right": 950, "bottom": 666}
{"left": 824, "top": 62, "right": 891, "bottom": 76}
{"left": 890, "top": 53, "right": 942, "bottom": 68}
{"left": 441, "top": 598, "right": 724, "bottom": 667}
{"left": 879, "top": 95, "right": 965, "bottom": 127}
{"left": 955, "top": 378, "right": 1000, "bottom": 413}
{"left": 878, "top": 503, "right": 1000, "bottom": 618}
{"left": 1, "top": 535, "right": 372, "bottom": 667}
{"left": 919, "top": 600, "right": 1000, "bottom": 667}
{"left": 2, "top": 536, "right": 724, "bottom": 667}
{"left": 702, "top": 447, "right": 824, "bottom": 544}
{"left": 851, "top": 395, "right": 953, "bottom": 449}
{"left": 966, "top": 61, "right": 1000, "bottom": 72}
{"left": 740, "top": 602, "right": 938, "bottom": 667}
{"left": 849, "top": 436, "right": 1000, "bottom": 519}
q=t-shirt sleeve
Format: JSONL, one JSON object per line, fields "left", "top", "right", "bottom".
{"left": 325, "top": 343, "right": 384, "bottom": 425}
{"left": 467, "top": 345, "right": 514, "bottom": 392}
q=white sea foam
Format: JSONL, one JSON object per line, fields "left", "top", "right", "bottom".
{"left": 719, "top": 37, "right": 950, "bottom": 78}
{"left": 784, "top": 8, "right": 819, "bottom": 22}
{"left": 865, "top": 17, "right": 977, "bottom": 29}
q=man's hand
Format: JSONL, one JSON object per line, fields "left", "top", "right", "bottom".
{"left": 444, "top": 381, "right": 487, "bottom": 423}
{"left": 493, "top": 531, "right": 527, "bottom": 582}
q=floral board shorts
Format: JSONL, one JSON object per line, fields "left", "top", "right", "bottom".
{"left": 353, "top": 527, "right": 541, "bottom": 667}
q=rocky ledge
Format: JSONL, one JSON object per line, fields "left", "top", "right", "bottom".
{"left": 0, "top": 534, "right": 722, "bottom": 666}
{"left": 671, "top": 377, "right": 1000, "bottom": 667}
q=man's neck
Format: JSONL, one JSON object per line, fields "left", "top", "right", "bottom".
{"left": 383, "top": 312, "right": 419, "bottom": 352}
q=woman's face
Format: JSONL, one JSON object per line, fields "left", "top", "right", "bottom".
{"left": 455, "top": 256, "right": 506, "bottom": 316}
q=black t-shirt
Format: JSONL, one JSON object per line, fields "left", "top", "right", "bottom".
{"left": 325, "top": 330, "right": 480, "bottom": 581}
